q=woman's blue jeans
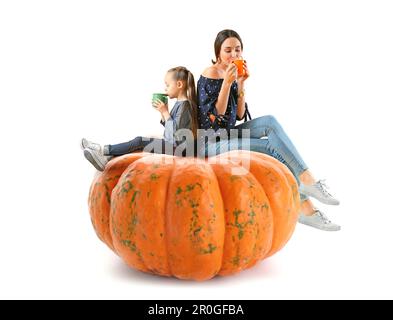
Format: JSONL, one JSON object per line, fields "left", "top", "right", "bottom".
{"left": 204, "top": 115, "right": 309, "bottom": 200}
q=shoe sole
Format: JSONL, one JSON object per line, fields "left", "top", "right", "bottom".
{"left": 298, "top": 218, "right": 341, "bottom": 231}
{"left": 80, "top": 138, "right": 87, "bottom": 150}
{"left": 84, "top": 149, "right": 105, "bottom": 171}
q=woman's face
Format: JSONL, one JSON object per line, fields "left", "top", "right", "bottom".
{"left": 219, "top": 37, "right": 243, "bottom": 66}
{"left": 164, "top": 72, "right": 182, "bottom": 99}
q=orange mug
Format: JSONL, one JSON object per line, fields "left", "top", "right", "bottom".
{"left": 233, "top": 59, "right": 246, "bottom": 77}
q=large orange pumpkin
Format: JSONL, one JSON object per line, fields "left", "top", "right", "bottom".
{"left": 88, "top": 150, "right": 300, "bottom": 281}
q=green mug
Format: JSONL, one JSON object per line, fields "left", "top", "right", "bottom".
{"left": 152, "top": 93, "right": 168, "bottom": 107}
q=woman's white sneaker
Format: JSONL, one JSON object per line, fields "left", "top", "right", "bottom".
{"left": 298, "top": 210, "right": 341, "bottom": 231}
{"left": 299, "top": 180, "right": 340, "bottom": 205}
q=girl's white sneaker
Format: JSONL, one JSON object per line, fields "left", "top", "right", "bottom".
{"left": 81, "top": 138, "right": 102, "bottom": 153}
{"left": 83, "top": 148, "right": 109, "bottom": 171}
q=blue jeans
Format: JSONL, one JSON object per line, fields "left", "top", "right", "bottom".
{"left": 204, "top": 115, "right": 309, "bottom": 200}
{"left": 107, "top": 136, "right": 176, "bottom": 156}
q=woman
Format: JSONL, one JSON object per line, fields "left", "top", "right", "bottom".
{"left": 197, "top": 29, "right": 340, "bottom": 231}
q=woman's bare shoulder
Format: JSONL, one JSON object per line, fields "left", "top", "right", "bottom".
{"left": 201, "top": 66, "right": 222, "bottom": 79}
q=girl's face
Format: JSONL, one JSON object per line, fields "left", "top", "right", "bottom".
{"left": 164, "top": 72, "right": 183, "bottom": 99}
{"left": 219, "top": 37, "right": 243, "bottom": 66}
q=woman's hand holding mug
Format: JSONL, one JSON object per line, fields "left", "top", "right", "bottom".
{"left": 234, "top": 59, "right": 249, "bottom": 84}
{"left": 224, "top": 63, "right": 238, "bottom": 85}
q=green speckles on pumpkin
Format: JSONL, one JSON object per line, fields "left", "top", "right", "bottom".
{"left": 112, "top": 222, "right": 123, "bottom": 238}
{"left": 231, "top": 255, "right": 240, "bottom": 267}
{"left": 189, "top": 199, "right": 199, "bottom": 208}
{"left": 105, "top": 175, "right": 121, "bottom": 182}
{"left": 189, "top": 209, "right": 203, "bottom": 245}
{"left": 265, "top": 170, "right": 272, "bottom": 177}
{"left": 128, "top": 212, "right": 138, "bottom": 235}
{"left": 176, "top": 187, "right": 183, "bottom": 195}
{"left": 185, "top": 182, "right": 203, "bottom": 192}
{"left": 190, "top": 210, "right": 199, "bottom": 229}
{"left": 229, "top": 208, "right": 257, "bottom": 240}
{"left": 130, "top": 190, "right": 141, "bottom": 207}
{"left": 261, "top": 203, "right": 269, "bottom": 211}
{"left": 230, "top": 175, "right": 241, "bottom": 182}
{"left": 121, "top": 239, "right": 143, "bottom": 260}
{"left": 104, "top": 184, "right": 111, "bottom": 204}
{"left": 193, "top": 226, "right": 202, "bottom": 236}
{"left": 186, "top": 184, "right": 195, "bottom": 192}
{"left": 200, "top": 243, "right": 217, "bottom": 255}
{"left": 121, "top": 239, "right": 136, "bottom": 251}
{"left": 233, "top": 209, "right": 243, "bottom": 219}
{"left": 150, "top": 173, "right": 159, "bottom": 181}
{"left": 120, "top": 181, "right": 134, "bottom": 194}
{"left": 248, "top": 210, "right": 256, "bottom": 225}
{"left": 247, "top": 178, "right": 256, "bottom": 188}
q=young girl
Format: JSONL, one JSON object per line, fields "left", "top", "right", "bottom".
{"left": 82, "top": 66, "right": 198, "bottom": 171}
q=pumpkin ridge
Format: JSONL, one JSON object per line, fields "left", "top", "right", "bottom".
{"left": 206, "top": 160, "right": 226, "bottom": 275}
{"left": 131, "top": 161, "right": 148, "bottom": 272}
{"left": 240, "top": 152, "right": 300, "bottom": 256}
{"left": 262, "top": 157, "right": 300, "bottom": 257}
{"left": 209, "top": 156, "right": 272, "bottom": 276}
{"left": 130, "top": 155, "right": 174, "bottom": 276}
{"left": 163, "top": 158, "right": 176, "bottom": 277}
{"left": 226, "top": 157, "right": 274, "bottom": 266}
{"left": 226, "top": 156, "right": 274, "bottom": 261}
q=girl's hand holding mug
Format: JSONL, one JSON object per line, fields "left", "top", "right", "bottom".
{"left": 152, "top": 99, "right": 171, "bottom": 120}
{"left": 152, "top": 99, "right": 169, "bottom": 113}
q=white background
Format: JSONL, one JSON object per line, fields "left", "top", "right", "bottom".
{"left": 1, "top": 0, "right": 392, "bottom": 299}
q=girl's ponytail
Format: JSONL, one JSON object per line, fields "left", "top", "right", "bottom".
{"left": 168, "top": 66, "right": 198, "bottom": 139}
{"left": 185, "top": 71, "right": 198, "bottom": 140}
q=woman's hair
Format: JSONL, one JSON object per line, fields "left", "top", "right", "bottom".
{"left": 167, "top": 66, "right": 198, "bottom": 139}
{"left": 212, "top": 29, "right": 243, "bottom": 64}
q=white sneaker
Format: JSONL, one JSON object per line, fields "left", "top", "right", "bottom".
{"left": 80, "top": 138, "right": 102, "bottom": 153}
{"left": 298, "top": 210, "right": 341, "bottom": 231}
{"left": 299, "top": 180, "right": 340, "bottom": 205}
{"left": 83, "top": 148, "right": 109, "bottom": 171}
